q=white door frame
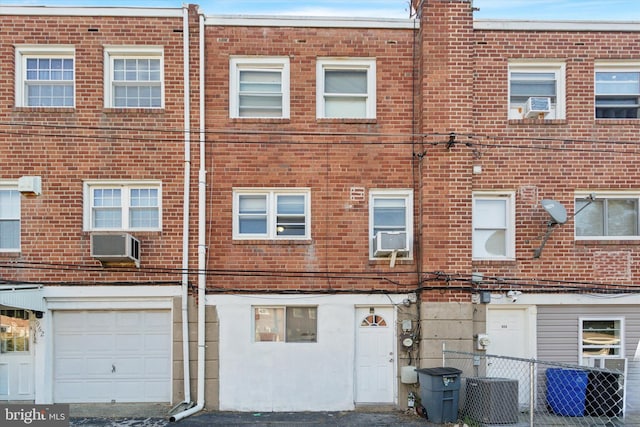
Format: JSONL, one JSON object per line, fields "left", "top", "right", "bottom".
{"left": 0, "top": 308, "right": 35, "bottom": 401}
{"left": 354, "top": 305, "right": 397, "bottom": 405}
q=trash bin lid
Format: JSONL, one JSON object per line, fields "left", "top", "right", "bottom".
{"left": 415, "top": 367, "right": 462, "bottom": 376}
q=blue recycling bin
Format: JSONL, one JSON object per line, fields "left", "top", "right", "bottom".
{"left": 546, "top": 368, "right": 588, "bottom": 416}
{"left": 416, "top": 367, "right": 462, "bottom": 423}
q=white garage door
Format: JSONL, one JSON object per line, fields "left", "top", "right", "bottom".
{"left": 53, "top": 310, "right": 171, "bottom": 403}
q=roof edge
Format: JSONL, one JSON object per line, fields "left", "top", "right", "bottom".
{"left": 205, "top": 14, "right": 417, "bottom": 29}
{"left": 0, "top": 6, "right": 184, "bottom": 18}
{"left": 475, "top": 19, "right": 640, "bottom": 32}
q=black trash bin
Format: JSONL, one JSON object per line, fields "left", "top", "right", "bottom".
{"left": 585, "top": 371, "right": 623, "bottom": 417}
{"left": 416, "top": 367, "right": 462, "bottom": 423}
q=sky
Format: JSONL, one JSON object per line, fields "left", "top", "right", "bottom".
{"left": 1, "top": 0, "right": 640, "bottom": 21}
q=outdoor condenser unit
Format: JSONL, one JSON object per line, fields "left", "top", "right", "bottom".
{"left": 463, "top": 377, "right": 519, "bottom": 424}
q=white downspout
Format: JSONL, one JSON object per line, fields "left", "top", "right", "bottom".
{"left": 171, "top": 8, "right": 206, "bottom": 422}
{"left": 179, "top": 4, "right": 192, "bottom": 408}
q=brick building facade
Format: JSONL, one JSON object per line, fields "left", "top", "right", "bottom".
{"left": 2, "top": 0, "right": 640, "bottom": 417}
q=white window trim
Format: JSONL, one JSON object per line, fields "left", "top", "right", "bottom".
{"left": 368, "top": 189, "right": 413, "bottom": 260}
{"left": 472, "top": 191, "right": 516, "bottom": 261}
{"left": 15, "top": 45, "right": 75, "bottom": 108}
{"left": 83, "top": 180, "right": 162, "bottom": 232}
{"left": 0, "top": 181, "right": 20, "bottom": 253}
{"left": 575, "top": 190, "right": 640, "bottom": 240}
{"left": 103, "top": 46, "right": 165, "bottom": 109}
{"left": 508, "top": 61, "right": 565, "bottom": 120}
{"left": 578, "top": 317, "right": 625, "bottom": 366}
{"left": 229, "top": 56, "right": 290, "bottom": 119}
{"left": 316, "top": 57, "right": 376, "bottom": 119}
{"left": 232, "top": 188, "right": 311, "bottom": 240}
{"left": 594, "top": 61, "right": 640, "bottom": 120}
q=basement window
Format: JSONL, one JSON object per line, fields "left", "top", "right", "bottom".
{"left": 254, "top": 306, "right": 317, "bottom": 343}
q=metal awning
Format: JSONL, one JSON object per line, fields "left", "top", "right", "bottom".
{"left": 0, "top": 285, "right": 45, "bottom": 312}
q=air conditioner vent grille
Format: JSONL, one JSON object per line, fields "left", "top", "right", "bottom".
{"left": 91, "top": 233, "right": 140, "bottom": 267}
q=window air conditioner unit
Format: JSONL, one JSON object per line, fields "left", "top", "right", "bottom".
{"left": 373, "top": 231, "right": 408, "bottom": 257}
{"left": 91, "top": 233, "right": 140, "bottom": 267}
{"left": 524, "top": 97, "right": 551, "bottom": 118}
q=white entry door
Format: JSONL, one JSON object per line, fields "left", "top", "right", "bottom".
{"left": 487, "top": 307, "right": 536, "bottom": 408}
{"left": 0, "top": 309, "right": 34, "bottom": 400}
{"left": 355, "top": 306, "right": 395, "bottom": 404}
{"left": 53, "top": 310, "right": 171, "bottom": 403}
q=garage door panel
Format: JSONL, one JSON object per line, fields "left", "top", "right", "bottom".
{"left": 85, "top": 334, "right": 117, "bottom": 352}
{"left": 54, "top": 357, "right": 86, "bottom": 377}
{"left": 113, "top": 357, "right": 145, "bottom": 376}
{"left": 144, "top": 381, "right": 173, "bottom": 401}
{"left": 144, "top": 333, "right": 172, "bottom": 352}
{"left": 53, "top": 310, "right": 171, "bottom": 403}
{"left": 55, "top": 381, "right": 114, "bottom": 403}
{"left": 144, "top": 356, "right": 171, "bottom": 376}
{"left": 144, "top": 311, "right": 171, "bottom": 329}
{"left": 115, "top": 333, "right": 143, "bottom": 352}
{"left": 86, "top": 358, "right": 114, "bottom": 376}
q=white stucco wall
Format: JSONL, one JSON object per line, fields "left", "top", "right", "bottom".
{"left": 212, "top": 293, "right": 403, "bottom": 412}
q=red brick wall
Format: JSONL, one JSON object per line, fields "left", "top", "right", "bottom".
{"left": 0, "top": 10, "right": 196, "bottom": 285}
{"left": 415, "top": 0, "right": 640, "bottom": 300}
{"left": 471, "top": 26, "right": 640, "bottom": 289}
{"left": 203, "top": 23, "right": 419, "bottom": 291}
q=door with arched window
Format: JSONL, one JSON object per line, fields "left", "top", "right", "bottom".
{"left": 355, "top": 307, "right": 395, "bottom": 404}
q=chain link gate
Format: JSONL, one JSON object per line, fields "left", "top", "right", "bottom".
{"left": 441, "top": 350, "right": 628, "bottom": 426}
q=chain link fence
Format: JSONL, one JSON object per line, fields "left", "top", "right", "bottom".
{"left": 438, "top": 350, "right": 628, "bottom": 426}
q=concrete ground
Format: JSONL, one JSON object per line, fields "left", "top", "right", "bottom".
{"left": 68, "top": 404, "right": 440, "bottom": 426}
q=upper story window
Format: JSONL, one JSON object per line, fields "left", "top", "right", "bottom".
{"left": 472, "top": 192, "right": 515, "bottom": 260}
{"left": 508, "top": 62, "right": 565, "bottom": 120}
{"left": 317, "top": 58, "right": 376, "bottom": 119}
{"left": 0, "top": 185, "right": 20, "bottom": 252}
{"left": 233, "top": 188, "right": 310, "bottom": 240}
{"left": 579, "top": 318, "right": 623, "bottom": 364}
{"left": 575, "top": 192, "right": 640, "bottom": 239}
{"left": 15, "top": 46, "right": 75, "bottom": 108}
{"left": 84, "top": 181, "right": 161, "bottom": 232}
{"left": 229, "top": 57, "right": 290, "bottom": 119}
{"left": 369, "top": 189, "right": 413, "bottom": 259}
{"left": 595, "top": 63, "right": 640, "bottom": 119}
{"left": 104, "top": 46, "right": 164, "bottom": 108}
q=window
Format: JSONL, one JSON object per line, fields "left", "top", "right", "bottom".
{"left": 84, "top": 182, "right": 161, "bottom": 231}
{"left": 233, "top": 189, "right": 310, "bottom": 240}
{"left": 0, "top": 310, "right": 30, "bottom": 353}
{"left": 229, "top": 57, "right": 289, "bottom": 118}
{"left": 595, "top": 64, "right": 640, "bottom": 119}
{"left": 317, "top": 58, "right": 376, "bottom": 119}
{"left": 15, "top": 46, "right": 75, "bottom": 107}
{"left": 254, "top": 306, "right": 317, "bottom": 343}
{"left": 369, "top": 190, "right": 413, "bottom": 258}
{"left": 0, "top": 186, "right": 20, "bottom": 252}
{"left": 575, "top": 193, "right": 640, "bottom": 239}
{"left": 472, "top": 192, "right": 515, "bottom": 260}
{"left": 104, "top": 47, "right": 164, "bottom": 108}
{"left": 508, "top": 62, "right": 565, "bottom": 119}
{"left": 580, "top": 318, "right": 623, "bottom": 363}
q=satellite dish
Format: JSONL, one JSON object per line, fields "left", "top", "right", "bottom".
{"left": 541, "top": 199, "right": 567, "bottom": 225}
{"left": 534, "top": 199, "right": 567, "bottom": 258}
